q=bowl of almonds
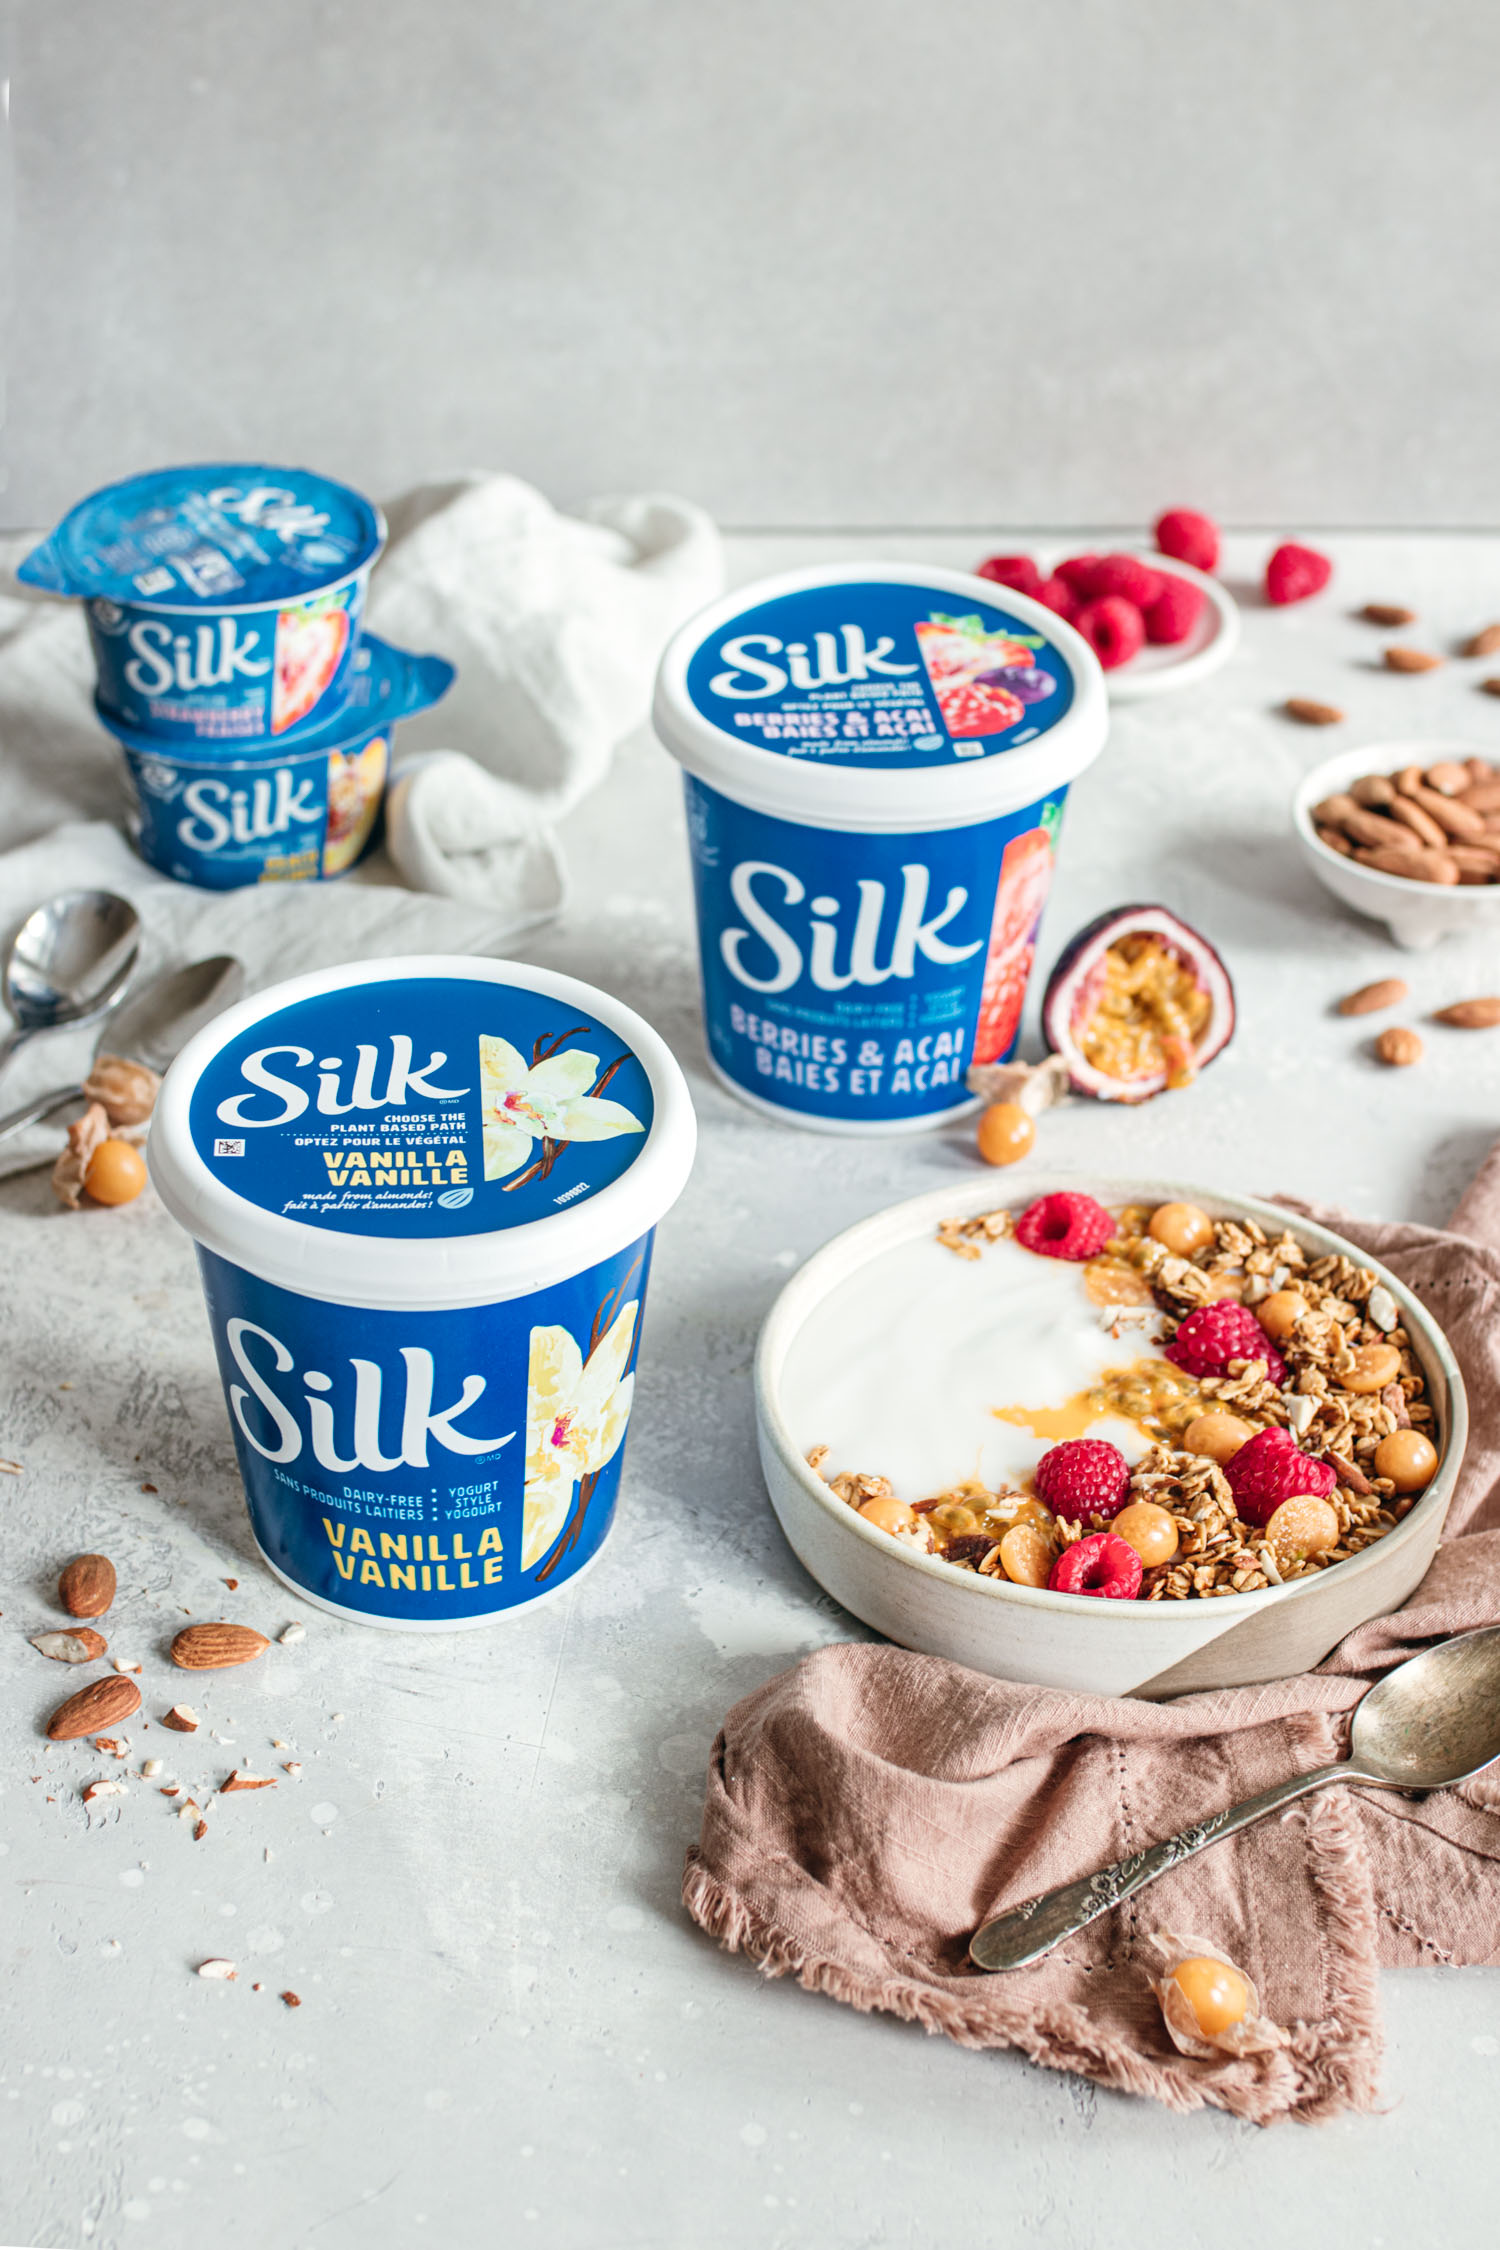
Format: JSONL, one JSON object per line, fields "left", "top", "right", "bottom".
{"left": 1294, "top": 741, "right": 1500, "bottom": 947}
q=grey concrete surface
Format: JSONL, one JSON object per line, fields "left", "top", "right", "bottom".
{"left": 2, "top": 531, "right": 1499, "bottom": 2250}
{"left": 7, "top": 1, "right": 1500, "bottom": 529}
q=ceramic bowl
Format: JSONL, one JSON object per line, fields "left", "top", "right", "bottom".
{"left": 755, "top": 1173, "right": 1465, "bottom": 1698}
{"left": 1293, "top": 740, "right": 1500, "bottom": 949}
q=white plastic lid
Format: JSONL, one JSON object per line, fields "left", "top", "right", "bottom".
{"left": 149, "top": 956, "right": 697, "bottom": 1310}
{"left": 653, "top": 562, "right": 1108, "bottom": 832}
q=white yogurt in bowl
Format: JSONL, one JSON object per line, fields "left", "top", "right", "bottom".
{"left": 781, "top": 1229, "right": 1158, "bottom": 1501}
{"left": 756, "top": 1174, "right": 1465, "bottom": 1697}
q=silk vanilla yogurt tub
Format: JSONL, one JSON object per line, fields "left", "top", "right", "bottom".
{"left": 653, "top": 564, "right": 1107, "bottom": 1132}
{"left": 150, "top": 959, "right": 695, "bottom": 1627}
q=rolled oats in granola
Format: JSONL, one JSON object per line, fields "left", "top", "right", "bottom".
{"left": 788, "top": 1192, "right": 1437, "bottom": 1604}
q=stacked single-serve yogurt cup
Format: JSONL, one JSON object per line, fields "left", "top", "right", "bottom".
{"left": 22, "top": 463, "right": 453, "bottom": 887}
{"left": 149, "top": 957, "right": 696, "bottom": 1627}
{"left": 653, "top": 564, "right": 1107, "bottom": 1132}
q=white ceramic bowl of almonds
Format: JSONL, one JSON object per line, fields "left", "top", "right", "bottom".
{"left": 1293, "top": 741, "right": 1500, "bottom": 948}
{"left": 755, "top": 1174, "right": 1465, "bottom": 1698}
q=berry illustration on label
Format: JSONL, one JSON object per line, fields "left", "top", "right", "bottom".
{"left": 971, "top": 803, "right": 1063, "bottom": 1065}
{"left": 914, "top": 611, "right": 1056, "bottom": 742}
{"left": 272, "top": 592, "right": 352, "bottom": 733}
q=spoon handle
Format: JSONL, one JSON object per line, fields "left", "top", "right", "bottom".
{"left": 0, "top": 1080, "right": 84, "bottom": 1146}
{"left": 0, "top": 1025, "right": 34, "bottom": 1078}
{"left": 970, "top": 1760, "right": 1367, "bottom": 1971}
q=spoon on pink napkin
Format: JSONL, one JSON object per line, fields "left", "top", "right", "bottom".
{"left": 970, "top": 1626, "right": 1500, "bottom": 1972}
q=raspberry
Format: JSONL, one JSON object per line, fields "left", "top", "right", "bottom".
{"left": 1048, "top": 1532, "right": 1143, "bottom": 1601}
{"left": 1035, "top": 574, "right": 1080, "bottom": 624}
{"left": 1143, "top": 576, "right": 1205, "bottom": 646}
{"left": 1054, "top": 554, "right": 1101, "bottom": 593}
{"left": 977, "top": 555, "right": 1044, "bottom": 601}
{"left": 1014, "top": 1191, "right": 1115, "bottom": 1262}
{"left": 1266, "top": 541, "right": 1332, "bottom": 606}
{"left": 1085, "top": 553, "right": 1165, "bottom": 608}
{"left": 1034, "top": 1438, "right": 1131, "bottom": 1520}
{"left": 1163, "top": 1302, "right": 1287, "bottom": 1386}
{"left": 1154, "top": 508, "right": 1220, "bottom": 574}
{"left": 1074, "top": 596, "right": 1146, "bottom": 671}
{"left": 1224, "top": 1427, "right": 1338, "bottom": 1528}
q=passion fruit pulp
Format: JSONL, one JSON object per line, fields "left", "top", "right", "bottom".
{"left": 1041, "top": 904, "right": 1234, "bottom": 1103}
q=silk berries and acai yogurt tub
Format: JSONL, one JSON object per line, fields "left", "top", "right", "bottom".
{"left": 20, "top": 462, "right": 385, "bottom": 742}
{"left": 149, "top": 958, "right": 696, "bottom": 1627}
{"left": 100, "top": 633, "right": 454, "bottom": 889}
{"left": 653, "top": 564, "right": 1107, "bottom": 1132}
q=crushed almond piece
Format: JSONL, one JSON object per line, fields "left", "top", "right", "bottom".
{"left": 196, "top": 1959, "right": 236, "bottom": 1980}
{"left": 220, "top": 1771, "right": 276, "bottom": 1793}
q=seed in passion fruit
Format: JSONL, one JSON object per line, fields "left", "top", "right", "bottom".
{"left": 84, "top": 1139, "right": 148, "bottom": 1205}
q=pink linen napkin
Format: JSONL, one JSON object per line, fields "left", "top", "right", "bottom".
{"left": 682, "top": 1151, "right": 1500, "bottom": 2124}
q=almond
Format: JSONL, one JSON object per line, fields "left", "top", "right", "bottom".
{"left": 1342, "top": 807, "right": 1414, "bottom": 849}
{"left": 1465, "top": 624, "right": 1500, "bottom": 656}
{"left": 1432, "top": 997, "right": 1500, "bottom": 1028}
{"left": 1447, "top": 846, "right": 1500, "bottom": 883}
{"left": 160, "top": 1704, "right": 200, "bottom": 1732}
{"left": 1407, "top": 786, "right": 1485, "bottom": 840}
{"left": 58, "top": 1553, "right": 116, "bottom": 1619}
{"left": 30, "top": 1628, "right": 108, "bottom": 1664}
{"left": 1315, "top": 824, "right": 1353, "bottom": 856}
{"left": 1462, "top": 779, "right": 1500, "bottom": 812}
{"left": 1384, "top": 646, "right": 1444, "bottom": 672}
{"left": 219, "top": 1771, "right": 276, "bottom": 1793}
{"left": 1350, "top": 772, "right": 1398, "bottom": 808}
{"left": 1481, "top": 677, "right": 1500, "bottom": 698}
{"left": 1426, "top": 761, "right": 1472, "bottom": 796}
{"left": 1338, "top": 978, "right": 1409, "bottom": 1016}
{"left": 1389, "top": 796, "right": 1447, "bottom": 849}
{"left": 1312, "top": 792, "right": 1361, "bottom": 826}
{"left": 1285, "top": 697, "right": 1343, "bottom": 725}
{"left": 45, "top": 1673, "right": 142, "bottom": 1741}
{"left": 1467, "top": 758, "right": 1495, "bottom": 783}
{"left": 1354, "top": 845, "right": 1448, "bottom": 883}
{"left": 1375, "top": 1026, "right": 1423, "bottom": 1066}
{"left": 1359, "top": 602, "right": 1415, "bottom": 626}
{"left": 170, "top": 1623, "right": 269, "bottom": 1671}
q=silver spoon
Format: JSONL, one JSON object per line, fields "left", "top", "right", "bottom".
{"left": 970, "top": 1625, "right": 1500, "bottom": 1972}
{"left": 0, "top": 889, "right": 141, "bottom": 1078}
{"left": 0, "top": 954, "right": 245, "bottom": 1145}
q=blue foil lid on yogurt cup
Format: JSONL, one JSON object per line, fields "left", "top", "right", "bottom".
{"left": 19, "top": 463, "right": 384, "bottom": 609}
{"left": 149, "top": 959, "right": 697, "bottom": 1309}
{"left": 655, "top": 563, "right": 1108, "bottom": 830}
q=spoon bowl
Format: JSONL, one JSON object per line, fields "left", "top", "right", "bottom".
{"left": 0, "top": 890, "right": 140, "bottom": 1073}
{"left": 1351, "top": 1624, "right": 1500, "bottom": 1790}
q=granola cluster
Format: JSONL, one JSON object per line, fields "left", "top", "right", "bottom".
{"left": 809, "top": 1200, "right": 1437, "bottom": 1603}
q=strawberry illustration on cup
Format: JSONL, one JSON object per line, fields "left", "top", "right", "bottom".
{"left": 273, "top": 592, "right": 354, "bottom": 734}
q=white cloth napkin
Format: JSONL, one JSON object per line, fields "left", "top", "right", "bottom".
{"left": 372, "top": 478, "right": 722, "bottom": 903}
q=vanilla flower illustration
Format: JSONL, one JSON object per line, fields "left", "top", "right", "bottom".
{"left": 523, "top": 1302, "right": 638, "bottom": 1569}
{"left": 479, "top": 1035, "right": 643, "bottom": 1184}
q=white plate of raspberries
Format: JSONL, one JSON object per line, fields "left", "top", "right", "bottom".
{"left": 978, "top": 511, "right": 1241, "bottom": 703}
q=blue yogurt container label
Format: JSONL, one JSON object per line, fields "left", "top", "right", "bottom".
{"left": 654, "top": 564, "right": 1108, "bottom": 1133}
{"left": 149, "top": 962, "right": 695, "bottom": 1628}
{"left": 21, "top": 463, "right": 385, "bottom": 743}
{"left": 101, "top": 633, "right": 453, "bottom": 889}
{"left": 685, "top": 776, "right": 1066, "bottom": 1125}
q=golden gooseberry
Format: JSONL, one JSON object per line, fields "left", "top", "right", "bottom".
{"left": 1372, "top": 1429, "right": 1438, "bottom": 1493}
{"left": 975, "top": 1101, "right": 1035, "bottom": 1167}
{"left": 1110, "top": 1501, "right": 1179, "bottom": 1568}
{"left": 84, "top": 1139, "right": 148, "bottom": 1206}
{"left": 999, "top": 1522, "right": 1054, "bottom": 1587}
{"left": 1343, "top": 1342, "right": 1402, "bottom": 1395}
{"left": 1181, "top": 1411, "right": 1255, "bottom": 1466}
{"left": 1256, "top": 1289, "right": 1307, "bottom": 1343}
{"left": 1264, "top": 1493, "right": 1340, "bottom": 1564}
{"left": 1147, "top": 1202, "right": 1214, "bottom": 1256}
{"left": 1171, "top": 1956, "right": 1251, "bottom": 2038}
{"left": 858, "top": 1493, "right": 919, "bottom": 1537}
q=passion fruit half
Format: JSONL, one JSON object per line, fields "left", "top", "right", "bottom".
{"left": 1040, "top": 904, "right": 1234, "bottom": 1103}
